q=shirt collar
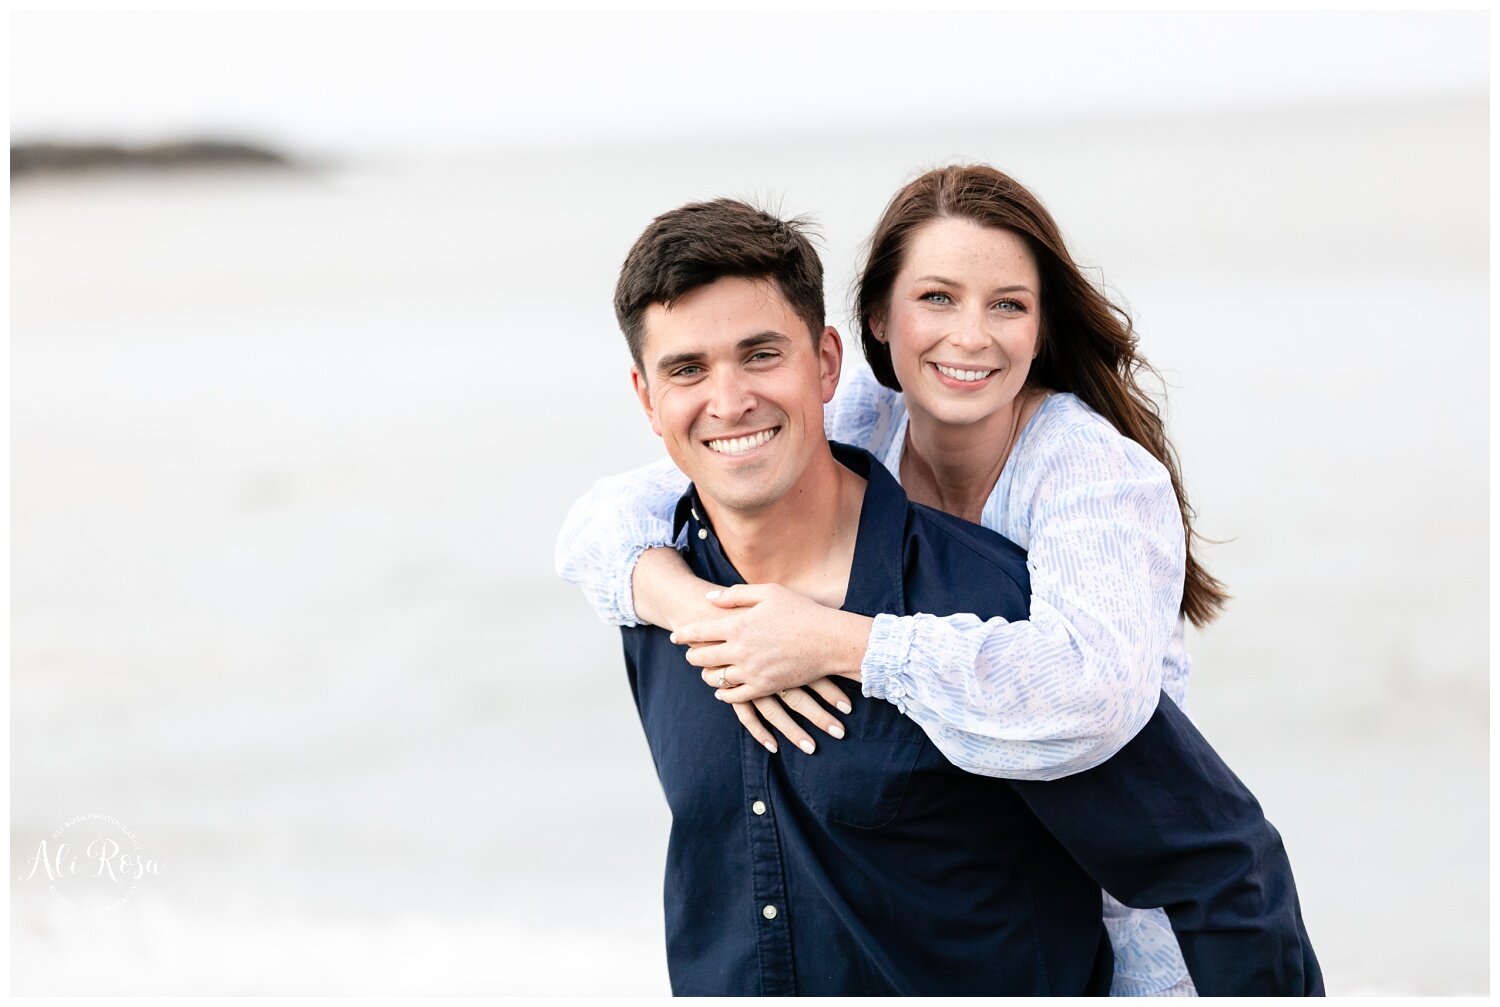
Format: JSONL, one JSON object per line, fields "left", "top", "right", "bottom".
{"left": 672, "top": 441, "right": 908, "bottom": 618}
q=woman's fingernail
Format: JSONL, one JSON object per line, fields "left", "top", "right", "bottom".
{"left": 836, "top": 701, "right": 852, "bottom": 714}
{"left": 799, "top": 739, "right": 816, "bottom": 754}
{"left": 668, "top": 632, "right": 678, "bottom": 643}
{"left": 705, "top": 590, "right": 721, "bottom": 599}
{"left": 764, "top": 741, "right": 778, "bottom": 754}
{"left": 828, "top": 724, "right": 845, "bottom": 739}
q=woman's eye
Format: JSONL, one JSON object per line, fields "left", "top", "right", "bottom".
{"left": 920, "top": 291, "right": 952, "bottom": 305}
{"left": 995, "top": 299, "right": 1025, "bottom": 312}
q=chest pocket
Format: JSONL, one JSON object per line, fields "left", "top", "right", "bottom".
{"left": 782, "top": 696, "right": 927, "bottom": 829}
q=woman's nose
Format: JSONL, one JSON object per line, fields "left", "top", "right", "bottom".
{"left": 948, "top": 308, "right": 990, "bottom": 351}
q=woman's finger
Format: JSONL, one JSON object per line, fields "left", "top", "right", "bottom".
{"left": 706, "top": 583, "right": 766, "bottom": 609}
{"left": 669, "top": 618, "right": 730, "bottom": 647}
{"left": 752, "top": 695, "right": 817, "bottom": 755}
{"left": 731, "top": 701, "right": 777, "bottom": 754}
{"left": 684, "top": 642, "right": 734, "bottom": 670}
{"left": 700, "top": 666, "right": 737, "bottom": 690}
{"left": 778, "top": 687, "right": 845, "bottom": 739}
{"left": 806, "top": 677, "right": 854, "bottom": 715}
{"left": 714, "top": 680, "right": 775, "bottom": 703}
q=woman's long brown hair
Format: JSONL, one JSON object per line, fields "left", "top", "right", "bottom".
{"left": 857, "top": 164, "right": 1227, "bottom": 626}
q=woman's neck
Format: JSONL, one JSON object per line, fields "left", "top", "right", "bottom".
{"left": 901, "top": 388, "right": 1044, "bottom": 523}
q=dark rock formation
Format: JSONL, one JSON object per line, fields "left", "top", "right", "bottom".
{"left": 12, "top": 139, "right": 296, "bottom": 179}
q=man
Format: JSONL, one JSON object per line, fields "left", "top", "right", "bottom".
{"left": 609, "top": 198, "right": 1321, "bottom": 995}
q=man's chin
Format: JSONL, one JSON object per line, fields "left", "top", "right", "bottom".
{"left": 695, "top": 473, "right": 784, "bottom": 516}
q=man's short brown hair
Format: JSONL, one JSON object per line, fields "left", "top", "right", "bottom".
{"left": 614, "top": 198, "right": 825, "bottom": 370}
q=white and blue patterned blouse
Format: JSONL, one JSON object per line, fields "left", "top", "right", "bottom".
{"left": 555, "top": 359, "right": 1198, "bottom": 996}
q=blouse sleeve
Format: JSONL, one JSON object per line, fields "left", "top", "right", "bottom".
{"left": 553, "top": 359, "right": 897, "bottom": 627}
{"left": 860, "top": 419, "right": 1188, "bottom": 781}
{"left": 553, "top": 457, "right": 690, "bottom": 627}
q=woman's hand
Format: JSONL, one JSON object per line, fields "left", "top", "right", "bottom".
{"left": 727, "top": 685, "right": 852, "bottom": 755}
{"left": 671, "top": 583, "right": 873, "bottom": 700}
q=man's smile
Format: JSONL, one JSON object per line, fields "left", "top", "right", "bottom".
{"left": 704, "top": 426, "right": 781, "bottom": 456}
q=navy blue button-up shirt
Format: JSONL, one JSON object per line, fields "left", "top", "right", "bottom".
{"left": 621, "top": 443, "right": 1321, "bottom": 996}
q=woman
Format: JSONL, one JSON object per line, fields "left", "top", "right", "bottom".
{"left": 556, "top": 164, "right": 1227, "bottom": 996}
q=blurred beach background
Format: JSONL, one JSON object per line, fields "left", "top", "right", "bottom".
{"left": 10, "top": 9, "right": 1488, "bottom": 996}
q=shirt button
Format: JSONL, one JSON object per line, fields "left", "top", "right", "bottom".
{"left": 697, "top": 528, "right": 708, "bottom": 540}
{"left": 751, "top": 800, "right": 766, "bottom": 816}
{"left": 762, "top": 905, "right": 778, "bottom": 920}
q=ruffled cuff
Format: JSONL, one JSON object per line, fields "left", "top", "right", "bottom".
{"left": 613, "top": 538, "right": 675, "bottom": 627}
{"left": 860, "top": 613, "right": 918, "bottom": 711}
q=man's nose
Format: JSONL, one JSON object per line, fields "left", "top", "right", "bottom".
{"left": 705, "top": 368, "right": 756, "bottom": 420}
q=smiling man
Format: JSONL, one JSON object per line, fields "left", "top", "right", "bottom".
{"left": 608, "top": 198, "right": 1321, "bottom": 995}
{"left": 628, "top": 271, "right": 862, "bottom": 610}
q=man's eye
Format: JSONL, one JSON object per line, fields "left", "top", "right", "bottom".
{"left": 747, "top": 350, "right": 780, "bottom": 363}
{"left": 672, "top": 365, "right": 704, "bottom": 378}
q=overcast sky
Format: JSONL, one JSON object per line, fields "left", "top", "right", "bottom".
{"left": 11, "top": 10, "right": 1489, "bottom": 154}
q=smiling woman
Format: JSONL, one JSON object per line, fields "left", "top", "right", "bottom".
{"left": 873, "top": 219, "right": 1045, "bottom": 523}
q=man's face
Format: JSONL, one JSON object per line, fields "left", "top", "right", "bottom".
{"left": 632, "top": 276, "right": 841, "bottom": 517}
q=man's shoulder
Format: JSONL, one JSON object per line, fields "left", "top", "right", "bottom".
{"left": 903, "top": 501, "right": 1031, "bottom": 605}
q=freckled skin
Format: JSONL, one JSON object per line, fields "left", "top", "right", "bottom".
{"left": 881, "top": 219, "right": 1041, "bottom": 443}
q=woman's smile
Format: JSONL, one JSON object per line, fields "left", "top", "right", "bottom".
{"left": 930, "top": 362, "right": 999, "bottom": 387}
{"left": 882, "top": 218, "right": 1041, "bottom": 436}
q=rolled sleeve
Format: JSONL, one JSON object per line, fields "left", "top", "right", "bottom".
{"left": 1010, "top": 695, "right": 1324, "bottom": 995}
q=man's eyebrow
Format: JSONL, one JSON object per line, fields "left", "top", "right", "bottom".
{"left": 738, "top": 331, "right": 793, "bottom": 350}
{"left": 654, "top": 332, "right": 793, "bottom": 375}
{"left": 913, "top": 275, "right": 1035, "bottom": 295}
{"left": 654, "top": 350, "right": 705, "bottom": 376}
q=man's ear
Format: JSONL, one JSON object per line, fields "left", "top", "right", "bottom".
{"left": 631, "top": 367, "right": 663, "bottom": 438}
{"left": 817, "top": 326, "right": 843, "bottom": 405}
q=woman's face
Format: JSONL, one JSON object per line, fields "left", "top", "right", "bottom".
{"left": 877, "top": 217, "right": 1041, "bottom": 435}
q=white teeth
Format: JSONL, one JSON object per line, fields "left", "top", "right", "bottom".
{"left": 935, "top": 363, "right": 996, "bottom": 382}
{"left": 707, "top": 427, "right": 779, "bottom": 455}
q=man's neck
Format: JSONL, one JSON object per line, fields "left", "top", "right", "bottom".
{"left": 701, "top": 444, "right": 866, "bottom": 608}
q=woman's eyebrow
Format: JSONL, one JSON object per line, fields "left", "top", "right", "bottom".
{"left": 912, "top": 275, "right": 1034, "bottom": 296}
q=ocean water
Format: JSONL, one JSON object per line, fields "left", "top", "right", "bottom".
{"left": 11, "top": 98, "right": 1487, "bottom": 994}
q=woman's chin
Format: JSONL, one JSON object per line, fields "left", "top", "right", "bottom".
{"left": 909, "top": 394, "right": 1008, "bottom": 433}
